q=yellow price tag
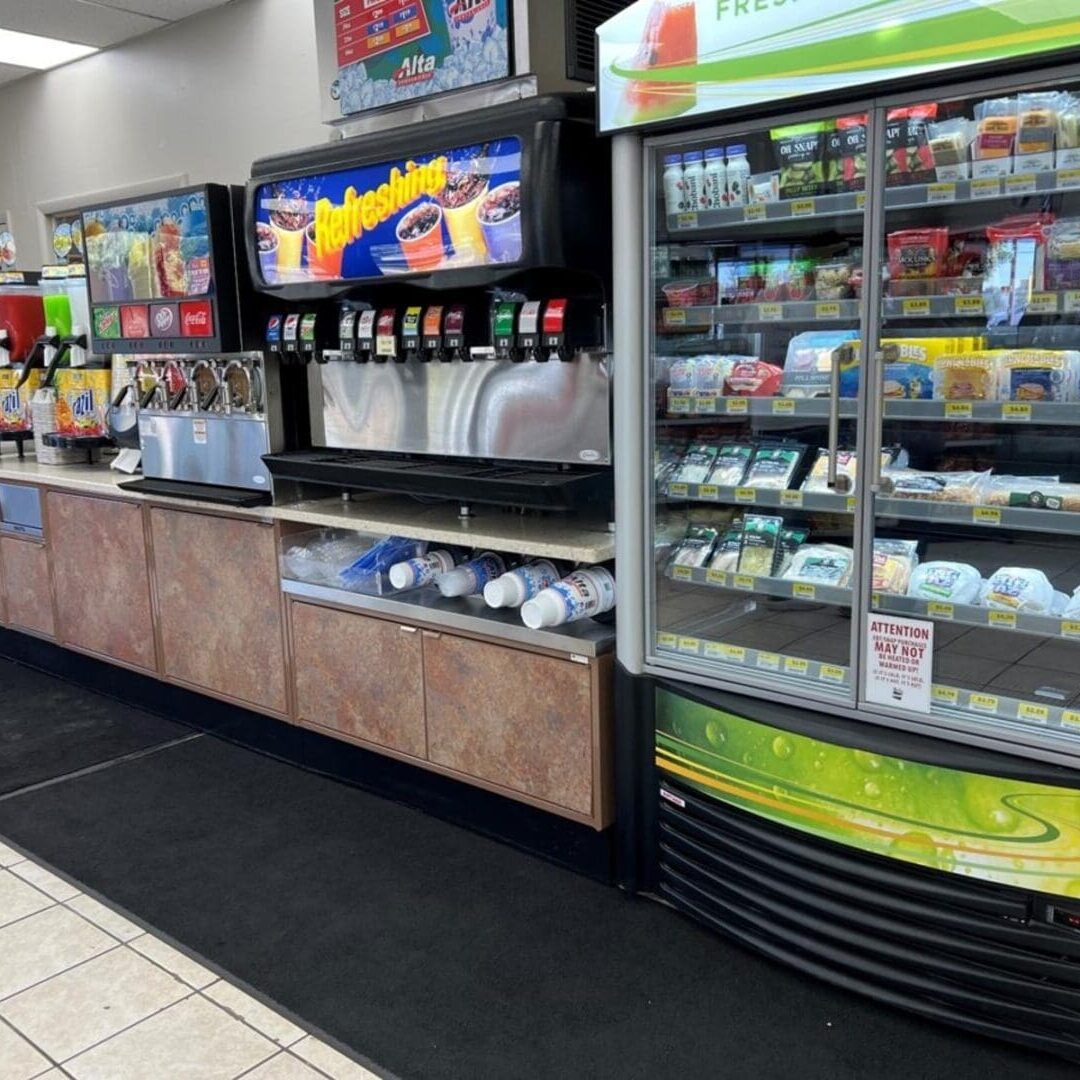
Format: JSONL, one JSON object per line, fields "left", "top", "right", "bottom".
{"left": 1027, "top": 292, "right": 1058, "bottom": 314}
{"left": 1060, "top": 168, "right": 1080, "bottom": 189}
{"left": 1001, "top": 402, "right": 1032, "bottom": 421}
{"left": 781, "top": 490, "right": 803, "bottom": 508}
{"left": 820, "top": 665, "right": 846, "bottom": 683}
{"left": 694, "top": 395, "right": 718, "bottom": 414}
{"left": 706, "top": 569, "right": 728, "bottom": 586}
{"left": 927, "top": 183, "right": 956, "bottom": 203}
{"left": 871, "top": 592, "right": 882, "bottom": 608}
{"left": 677, "top": 636, "right": 701, "bottom": 654}
{"left": 944, "top": 402, "right": 972, "bottom": 419}
{"left": 784, "top": 657, "right": 810, "bottom": 675}
{"left": 771, "top": 398, "right": 795, "bottom": 415}
{"left": 928, "top": 602, "right": 954, "bottom": 619}
{"left": 989, "top": 611, "right": 1017, "bottom": 629}
{"left": 970, "top": 693, "right": 999, "bottom": 713}
{"left": 1006, "top": 173, "right": 1037, "bottom": 194}
{"left": 735, "top": 487, "right": 756, "bottom": 504}
{"left": 791, "top": 198, "right": 815, "bottom": 217}
{"left": 720, "top": 644, "right": 747, "bottom": 662}
{"left": 757, "top": 652, "right": 782, "bottom": 671}
{"left": 672, "top": 565, "right": 693, "bottom": 582}
{"left": 657, "top": 632, "right": 678, "bottom": 649}
{"left": 663, "top": 308, "right": 687, "bottom": 327}
{"left": 1065, "top": 291, "right": 1080, "bottom": 314}
{"left": 1061, "top": 621, "right": 1080, "bottom": 639}
{"left": 675, "top": 212, "right": 699, "bottom": 229}
{"left": 1062, "top": 710, "right": 1080, "bottom": 729}
{"left": 792, "top": 583, "right": 816, "bottom": 600}
{"left": 954, "top": 296, "right": 983, "bottom": 315}
{"left": 855, "top": 192, "right": 867, "bottom": 209}
{"left": 668, "top": 482, "right": 689, "bottom": 497}
{"left": 932, "top": 686, "right": 960, "bottom": 705}
{"left": 726, "top": 397, "right": 748, "bottom": 415}
{"left": 743, "top": 204, "right": 767, "bottom": 222}
{"left": 734, "top": 575, "right": 755, "bottom": 591}
{"left": 758, "top": 302, "right": 783, "bottom": 321}
{"left": 703, "top": 642, "right": 725, "bottom": 659}
{"left": 815, "top": 302, "right": 841, "bottom": 319}
{"left": 669, "top": 394, "right": 692, "bottom": 414}
{"left": 973, "top": 507, "right": 1001, "bottom": 525}
{"left": 971, "top": 178, "right": 1001, "bottom": 199}
{"left": 902, "top": 298, "right": 931, "bottom": 317}
{"left": 698, "top": 484, "right": 719, "bottom": 500}
{"left": 845, "top": 496, "right": 857, "bottom": 513}
{"left": 1019, "top": 702, "right": 1049, "bottom": 724}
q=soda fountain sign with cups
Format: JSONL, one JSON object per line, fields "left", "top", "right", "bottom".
{"left": 252, "top": 137, "right": 523, "bottom": 282}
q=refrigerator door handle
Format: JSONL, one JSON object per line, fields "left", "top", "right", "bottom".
{"left": 827, "top": 350, "right": 842, "bottom": 489}
{"left": 870, "top": 348, "right": 886, "bottom": 492}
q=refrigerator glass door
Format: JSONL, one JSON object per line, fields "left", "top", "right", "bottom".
{"left": 647, "top": 108, "right": 872, "bottom": 703}
{"left": 866, "top": 73, "right": 1080, "bottom": 751}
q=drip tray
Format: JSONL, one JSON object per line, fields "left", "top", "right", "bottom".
{"left": 263, "top": 450, "right": 612, "bottom": 510}
{"left": 118, "top": 478, "right": 272, "bottom": 507}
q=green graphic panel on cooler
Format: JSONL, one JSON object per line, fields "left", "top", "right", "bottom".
{"left": 656, "top": 690, "right": 1080, "bottom": 897}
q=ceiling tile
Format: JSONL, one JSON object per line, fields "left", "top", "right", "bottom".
{"left": 89, "top": 0, "right": 234, "bottom": 19}
{"left": 0, "top": 0, "right": 164, "bottom": 48}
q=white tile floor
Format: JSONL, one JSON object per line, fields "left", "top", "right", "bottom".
{"left": 0, "top": 836, "right": 384, "bottom": 1080}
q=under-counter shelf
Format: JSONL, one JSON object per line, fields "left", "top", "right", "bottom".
{"left": 281, "top": 579, "right": 614, "bottom": 657}
{"left": 666, "top": 564, "right": 852, "bottom": 608}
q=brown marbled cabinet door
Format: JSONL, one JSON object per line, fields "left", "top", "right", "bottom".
{"left": 47, "top": 493, "right": 153, "bottom": 669}
{"left": 291, "top": 603, "right": 426, "bottom": 759}
{"left": 424, "top": 633, "right": 594, "bottom": 816}
{"left": 151, "top": 509, "right": 286, "bottom": 715}
{"left": 0, "top": 537, "right": 54, "bottom": 639}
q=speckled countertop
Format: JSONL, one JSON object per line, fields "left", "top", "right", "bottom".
{"left": 0, "top": 455, "right": 616, "bottom": 563}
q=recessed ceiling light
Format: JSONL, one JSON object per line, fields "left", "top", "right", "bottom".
{"left": 0, "top": 28, "right": 97, "bottom": 70}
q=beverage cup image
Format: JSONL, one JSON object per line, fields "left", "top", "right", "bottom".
{"left": 305, "top": 221, "right": 344, "bottom": 280}
{"left": 395, "top": 202, "right": 446, "bottom": 273}
{"left": 269, "top": 204, "right": 310, "bottom": 277}
{"left": 440, "top": 170, "right": 489, "bottom": 264}
{"left": 256, "top": 223, "right": 278, "bottom": 283}
{"left": 477, "top": 182, "right": 522, "bottom": 263}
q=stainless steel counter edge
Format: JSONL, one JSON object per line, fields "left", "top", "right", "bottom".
{"left": 0, "top": 458, "right": 616, "bottom": 563}
{"left": 281, "top": 579, "right": 616, "bottom": 657}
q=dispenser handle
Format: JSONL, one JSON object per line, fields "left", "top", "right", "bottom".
{"left": 42, "top": 342, "right": 71, "bottom": 388}
{"left": 13, "top": 340, "right": 45, "bottom": 389}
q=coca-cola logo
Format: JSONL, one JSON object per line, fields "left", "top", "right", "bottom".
{"left": 154, "top": 307, "right": 174, "bottom": 333}
{"left": 185, "top": 310, "right": 209, "bottom": 328}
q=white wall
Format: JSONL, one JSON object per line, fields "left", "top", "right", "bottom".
{"left": 0, "top": 0, "right": 327, "bottom": 267}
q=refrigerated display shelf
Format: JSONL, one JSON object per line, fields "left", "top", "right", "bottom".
{"left": 874, "top": 592, "right": 1080, "bottom": 642}
{"left": 667, "top": 564, "right": 852, "bottom": 608}
{"left": 875, "top": 497, "right": 1080, "bottom": 535}
{"left": 655, "top": 630, "right": 851, "bottom": 689}
{"left": 661, "top": 166, "right": 1080, "bottom": 237}
{"left": 931, "top": 683, "right": 1080, "bottom": 736}
{"left": 883, "top": 400, "right": 1080, "bottom": 425}
{"left": 665, "top": 482, "right": 854, "bottom": 514}
{"left": 666, "top": 395, "right": 859, "bottom": 419}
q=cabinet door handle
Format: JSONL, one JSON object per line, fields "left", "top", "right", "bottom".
{"left": 422, "top": 630, "right": 442, "bottom": 640}
{"left": 399, "top": 625, "right": 418, "bottom": 634}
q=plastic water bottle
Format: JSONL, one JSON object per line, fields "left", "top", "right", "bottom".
{"left": 483, "top": 561, "right": 560, "bottom": 609}
{"left": 662, "top": 153, "right": 684, "bottom": 217}
{"left": 725, "top": 145, "right": 751, "bottom": 207}
{"left": 681, "top": 151, "right": 705, "bottom": 213}
{"left": 436, "top": 552, "right": 506, "bottom": 598}
{"left": 520, "top": 567, "right": 616, "bottom": 630}
{"left": 389, "top": 550, "right": 459, "bottom": 590}
{"left": 702, "top": 149, "right": 727, "bottom": 211}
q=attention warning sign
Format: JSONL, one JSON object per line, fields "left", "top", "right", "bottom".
{"left": 865, "top": 614, "right": 933, "bottom": 714}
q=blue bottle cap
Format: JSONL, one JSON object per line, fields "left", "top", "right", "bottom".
{"left": 705, "top": 148, "right": 725, "bottom": 160}
{"left": 663, "top": 153, "right": 683, "bottom": 166}
{"left": 726, "top": 144, "right": 748, "bottom": 157}
{"left": 682, "top": 151, "right": 704, "bottom": 163}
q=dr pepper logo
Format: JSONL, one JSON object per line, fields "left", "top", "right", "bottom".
{"left": 180, "top": 301, "right": 213, "bottom": 337}
{"left": 150, "top": 304, "right": 177, "bottom": 335}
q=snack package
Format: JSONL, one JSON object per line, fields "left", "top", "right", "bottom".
{"left": 888, "top": 228, "right": 950, "bottom": 281}
{"left": 973, "top": 98, "right": 1018, "bottom": 168}
{"left": 944, "top": 233, "right": 988, "bottom": 291}
{"left": 883, "top": 468, "right": 991, "bottom": 504}
{"left": 743, "top": 444, "right": 806, "bottom": 489}
{"left": 880, "top": 338, "right": 941, "bottom": 398}
{"left": 1045, "top": 219, "right": 1080, "bottom": 290}
{"left": 694, "top": 355, "right": 735, "bottom": 394}
{"left": 724, "top": 359, "right": 784, "bottom": 397}
{"left": 748, "top": 173, "right": 781, "bottom": 204}
{"left": 984, "top": 216, "right": 1051, "bottom": 326}
{"left": 781, "top": 544, "right": 853, "bottom": 588}
{"left": 884, "top": 104, "right": 937, "bottom": 185}
{"left": 670, "top": 526, "right": 720, "bottom": 569}
{"left": 828, "top": 114, "right": 869, "bottom": 192}
{"left": 928, "top": 118, "right": 975, "bottom": 181}
{"left": 771, "top": 121, "right": 830, "bottom": 199}
{"left": 907, "top": 561, "right": 982, "bottom": 603}
{"left": 709, "top": 521, "right": 745, "bottom": 573}
{"left": 998, "top": 349, "right": 1080, "bottom": 402}
{"left": 667, "top": 357, "right": 698, "bottom": 392}
{"left": 781, "top": 331, "right": 859, "bottom": 398}
{"left": 54, "top": 368, "right": 112, "bottom": 437}
{"left": 984, "top": 567, "right": 1055, "bottom": 614}
{"left": 708, "top": 443, "right": 754, "bottom": 487}
{"left": 872, "top": 539, "right": 919, "bottom": 595}
{"left": 673, "top": 443, "right": 718, "bottom": 485}
{"left": 983, "top": 477, "right": 1080, "bottom": 511}
{"left": 737, "top": 514, "right": 783, "bottom": 577}
{"left": 933, "top": 353, "right": 999, "bottom": 401}
{"left": 814, "top": 261, "right": 855, "bottom": 300}
{"left": 1016, "top": 91, "right": 1063, "bottom": 170}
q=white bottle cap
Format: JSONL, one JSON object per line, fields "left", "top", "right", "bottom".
{"left": 483, "top": 573, "right": 523, "bottom": 609}
{"left": 521, "top": 590, "right": 562, "bottom": 630}
{"left": 388, "top": 561, "right": 417, "bottom": 590}
{"left": 436, "top": 566, "right": 473, "bottom": 598}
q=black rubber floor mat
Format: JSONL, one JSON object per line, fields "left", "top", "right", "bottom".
{"left": 0, "top": 658, "right": 190, "bottom": 795}
{"left": 0, "top": 732, "right": 1073, "bottom": 1080}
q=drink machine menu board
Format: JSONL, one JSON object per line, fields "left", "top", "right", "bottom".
{"left": 80, "top": 184, "right": 245, "bottom": 354}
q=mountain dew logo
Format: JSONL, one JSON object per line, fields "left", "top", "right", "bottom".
{"left": 71, "top": 389, "right": 95, "bottom": 420}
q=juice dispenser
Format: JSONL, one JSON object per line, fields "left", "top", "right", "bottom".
{"left": 0, "top": 281, "right": 45, "bottom": 446}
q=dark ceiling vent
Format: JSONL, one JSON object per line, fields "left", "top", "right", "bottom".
{"left": 565, "top": 0, "right": 631, "bottom": 85}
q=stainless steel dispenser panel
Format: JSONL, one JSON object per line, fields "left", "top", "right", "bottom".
{"left": 319, "top": 355, "right": 611, "bottom": 465}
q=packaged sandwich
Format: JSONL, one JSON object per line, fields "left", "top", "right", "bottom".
{"left": 933, "top": 353, "right": 999, "bottom": 401}
{"left": 883, "top": 468, "right": 991, "bottom": 504}
{"left": 928, "top": 118, "right": 975, "bottom": 181}
{"left": 1016, "top": 91, "right": 1063, "bottom": 169}
{"left": 670, "top": 526, "right": 720, "bottom": 569}
{"left": 708, "top": 443, "right": 754, "bottom": 487}
{"left": 872, "top": 539, "right": 919, "bottom": 595}
{"left": 743, "top": 444, "right": 807, "bottom": 489}
{"left": 984, "top": 567, "right": 1055, "bottom": 614}
{"left": 709, "top": 520, "right": 745, "bottom": 573}
{"left": 673, "top": 443, "right": 717, "bottom": 485}
{"left": 781, "top": 331, "right": 859, "bottom": 398}
{"left": 737, "top": 514, "right": 783, "bottom": 577}
{"left": 907, "top": 561, "right": 982, "bottom": 604}
{"left": 801, "top": 449, "right": 857, "bottom": 492}
{"left": 776, "top": 527, "right": 809, "bottom": 576}
{"left": 998, "top": 349, "right": 1080, "bottom": 402}
{"left": 781, "top": 544, "right": 854, "bottom": 588}
{"left": 973, "top": 98, "right": 1018, "bottom": 165}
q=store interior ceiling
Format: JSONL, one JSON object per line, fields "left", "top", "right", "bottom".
{"left": 0, "top": 0, "right": 233, "bottom": 84}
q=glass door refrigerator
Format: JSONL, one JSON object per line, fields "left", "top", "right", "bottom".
{"left": 601, "top": 2, "right": 1080, "bottom": 1062}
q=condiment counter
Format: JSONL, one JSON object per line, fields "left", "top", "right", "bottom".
{"left": 0, "top": 457, "right": 615, "bottom": 829}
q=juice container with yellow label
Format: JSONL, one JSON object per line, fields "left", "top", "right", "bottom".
{"left": 53, "top": 368, "right": 111, "bottom": 437}
{"left": 0, "top": 367, "right": 41, "bottom": 432}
